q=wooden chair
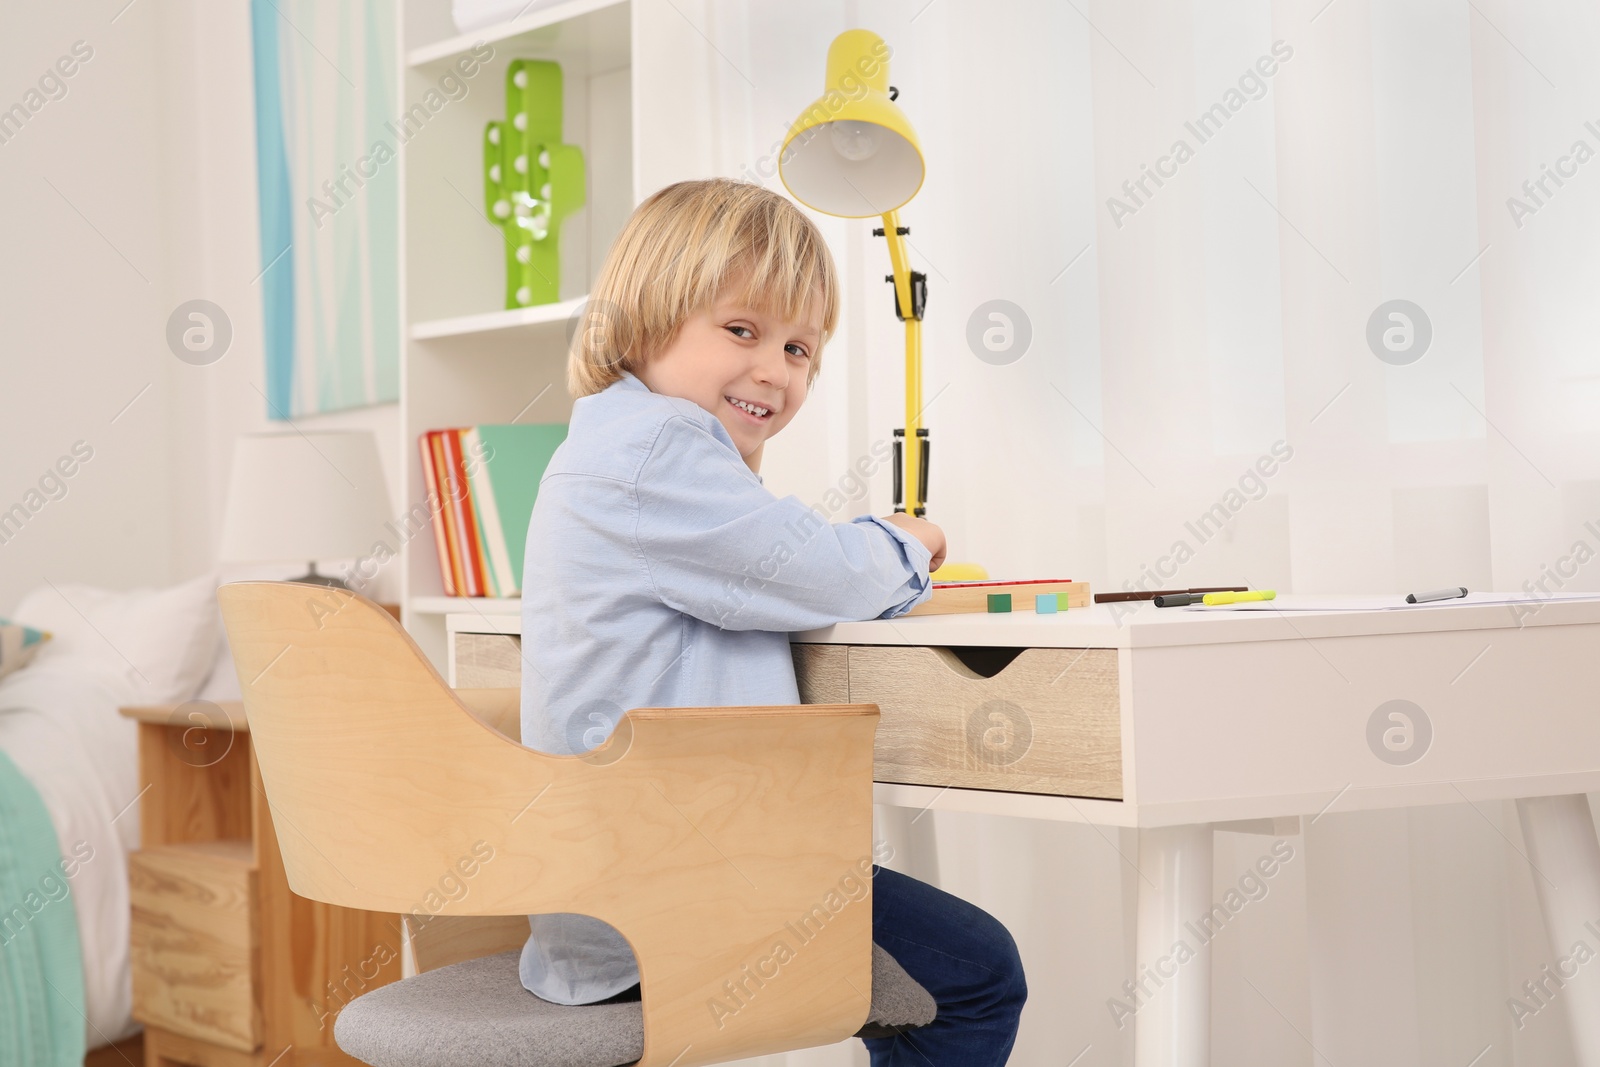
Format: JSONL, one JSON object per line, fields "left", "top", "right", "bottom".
{"left": 215, "top": 581, "right": 934, "bottom": 1067}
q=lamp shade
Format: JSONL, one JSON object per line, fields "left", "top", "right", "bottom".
{"left": 779, "top": 29, "right": 924, "bottom": 218}
{"left": 217, "top": 431, "right": 392, "bottom": 564}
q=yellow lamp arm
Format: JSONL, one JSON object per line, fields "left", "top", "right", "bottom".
{"left": 882, "top": 209, "right": 914, "bottom": 321}
{"left": 879, "top": 209, "right": 925, "bottom": 516}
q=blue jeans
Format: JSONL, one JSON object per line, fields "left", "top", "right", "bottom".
{"left": 864, "top": 864, "right": 1027, "bottom": 1065}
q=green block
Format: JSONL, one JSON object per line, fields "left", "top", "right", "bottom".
{"left": 1035, "top": 593, "right": 1058, "bottom": 614}
{"left": 987, "top": 593, "right": 1011, "bottom": 613}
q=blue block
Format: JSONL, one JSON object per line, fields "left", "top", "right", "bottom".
{"left": 1035, "top": 593, "right": 1058, "bottom": 614}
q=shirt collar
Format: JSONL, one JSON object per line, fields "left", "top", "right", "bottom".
{"left": 616, "top": 369, "right": 762, "bottom": 483}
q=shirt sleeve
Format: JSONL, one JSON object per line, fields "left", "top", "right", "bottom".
{"left": 633, "top": 415, "right": 934, "bottom": 631}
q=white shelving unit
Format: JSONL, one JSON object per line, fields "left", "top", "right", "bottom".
{"left": 405, "top": 0, "right": 628, "bottom": 68}
{"left": 410, "top": 295, "right": 588, "bottom": 341}
{"left": 397, "top": 0, "right": 635, "bottom": 668}
{"left": 411, "top": 595, "right": 521, "bottom": 615}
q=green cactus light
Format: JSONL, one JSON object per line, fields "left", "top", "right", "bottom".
{"left": 483, "top": 60, "right": 584, "bottom": 309}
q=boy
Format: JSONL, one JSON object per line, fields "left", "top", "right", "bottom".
{"left": 519, "top": 177, "right": 1026, "bottom": 1064}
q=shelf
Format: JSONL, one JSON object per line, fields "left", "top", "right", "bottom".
{"left": 411, "top": 595, "right": 522, "bottom": 615}
{"left": 410, "top": 295, "right": 587, "bottom": 341}
{"left": 445, "top": 612, "right": 523, "bottom": 635}
{"left": 407, "top": 0, "right": 628, "bottom": 69}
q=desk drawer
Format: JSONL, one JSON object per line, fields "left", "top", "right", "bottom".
{"left": 798, "top": 645, "right": 1121, "bottom": 800}
{"left": 456, "top": 632, "right": 522, "bottom": 688}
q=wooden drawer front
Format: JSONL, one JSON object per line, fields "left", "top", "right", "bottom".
{"left": 844, "top": 646, "right": 1122, "bottom": 799}
{"left": 457, "top": 632, "right": 522, "bottom": 687}
{"left": 130, "top": 845, "right": 261, "bottom": 1052}
{"left": 792, "top": 643, "right": 849, "bottom": 704}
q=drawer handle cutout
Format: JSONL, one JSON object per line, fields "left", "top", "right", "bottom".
{"left": 943, "top": 646, "right": 1026, "bottom": 678}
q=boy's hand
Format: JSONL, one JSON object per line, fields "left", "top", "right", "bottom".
{"left": 881, "top": 514, "right": 947, "bottom": 573}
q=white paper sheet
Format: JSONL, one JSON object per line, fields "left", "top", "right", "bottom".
{"left": 1179, "top": 591, "right": 1600, "bottom": 612}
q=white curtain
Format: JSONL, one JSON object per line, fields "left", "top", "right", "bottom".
{"left": 634, "top": 0, "right": 1600, "bottom": 1062}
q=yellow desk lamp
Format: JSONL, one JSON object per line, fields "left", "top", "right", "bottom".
{"left": 780, "top": 29, "right": 985, "bottom": 581}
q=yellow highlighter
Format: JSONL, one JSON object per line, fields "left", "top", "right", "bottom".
{"left": 1202, "top": 589, "right": 1276, "bottom": 606}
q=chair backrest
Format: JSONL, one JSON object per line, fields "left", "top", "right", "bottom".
{"left": 216, "top": 581, "right": 880, "bottom": 1067}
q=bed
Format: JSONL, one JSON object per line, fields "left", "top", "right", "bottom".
{"left": 0, "top": 565, "right": 295, "bottom": 1065}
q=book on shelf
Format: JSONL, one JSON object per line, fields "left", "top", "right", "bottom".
{"left": 418, "top": 424, "right": 568, "bottom": 598}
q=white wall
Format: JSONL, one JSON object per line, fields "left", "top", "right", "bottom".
{"left": 0, "top": 0, "right": 406, "bottom": 614}
{"left": 0, "top": 3, "right": 178, "bottom": 608}
{"left": 161, "top": 0, "right": 404, "bottom": 604}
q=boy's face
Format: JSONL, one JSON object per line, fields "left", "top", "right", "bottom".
{"left": 636, "top": 278, "right": 822, "bottom": 472}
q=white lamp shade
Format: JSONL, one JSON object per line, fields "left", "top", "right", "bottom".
{"left": 779, "top": 122, "right": 924, "bottom": 218}
{"left": 217, "top": 431, "right": 393, "bottom": 564}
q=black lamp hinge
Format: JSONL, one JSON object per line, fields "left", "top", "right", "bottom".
{"left": 883, "top": 270, "right": 927, "bottom": 321}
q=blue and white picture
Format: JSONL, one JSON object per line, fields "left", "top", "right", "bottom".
{"left": 250, "top": 0, "right": 400, "bottom": 418}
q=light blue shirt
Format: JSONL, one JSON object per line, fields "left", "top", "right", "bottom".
{"left": 517, "top": 368, "right": 934, "bottom": 1004}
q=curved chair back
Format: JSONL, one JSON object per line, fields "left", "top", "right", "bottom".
{"left": 216, "top": 581, "right": 880, "bottom": 1067}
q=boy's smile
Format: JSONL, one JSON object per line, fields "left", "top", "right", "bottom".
{"left": 635, "top": 275, "right": 822, "bottom": 473}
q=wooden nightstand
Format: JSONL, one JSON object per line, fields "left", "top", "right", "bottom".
{"left": 119, "top": 699, "right": 401, "bottom": 1066}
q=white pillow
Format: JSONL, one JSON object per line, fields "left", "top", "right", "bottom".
{"left": 12, "top": 570, "right": 222, "bottom": 707}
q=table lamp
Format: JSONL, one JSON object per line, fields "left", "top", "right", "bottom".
{"left": 217, "top": 430, "right": 393, "bottom": 589}
{"left": 780, "top": 28, "right": 984, "bottom": 580}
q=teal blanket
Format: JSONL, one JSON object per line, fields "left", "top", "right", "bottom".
{"left": 0, "top": 750, "right": 86, "bottom": 1067}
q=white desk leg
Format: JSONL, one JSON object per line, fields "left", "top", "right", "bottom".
{"left": 1516, "top": 794, "right": 1600, "bottom": 1065}
{"left": 1135, "top": 824, "right": 1212, "bottom": 1067}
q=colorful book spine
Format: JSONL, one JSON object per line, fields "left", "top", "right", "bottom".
{"left": 429, "top": 432, "right": 468, "bottom": 596}
{"left": 462, "top": 429, "right": 494, "bottom": 596}
{"left": 463, "top": 427, "right": 515, "bottom": 598}
{"left": 462, "top": 429, "right": 501, "bottom": 597}
{"left": 419, "top": 423, "right": 568, "bottom": 599}
{"left": 441, "top": 430, "right": 486, "bottom": 597}
{"left": 418, "top": 431, "right": 456, "bottom": 597}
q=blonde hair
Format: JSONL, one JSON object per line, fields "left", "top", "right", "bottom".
{"left": 567, "top": 178, "right": 840, "bottom": 398}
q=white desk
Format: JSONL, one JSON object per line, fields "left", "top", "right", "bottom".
{"left": 447, "top": 594, "right": 1600, "bottom": 1066}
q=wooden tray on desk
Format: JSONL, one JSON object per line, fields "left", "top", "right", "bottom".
{"left": 906, "top": 579, "right": 1091, "bottom": 616}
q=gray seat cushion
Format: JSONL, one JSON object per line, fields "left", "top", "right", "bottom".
{"left": 334, "top": 943, "right": 936, "bottom": 1067}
